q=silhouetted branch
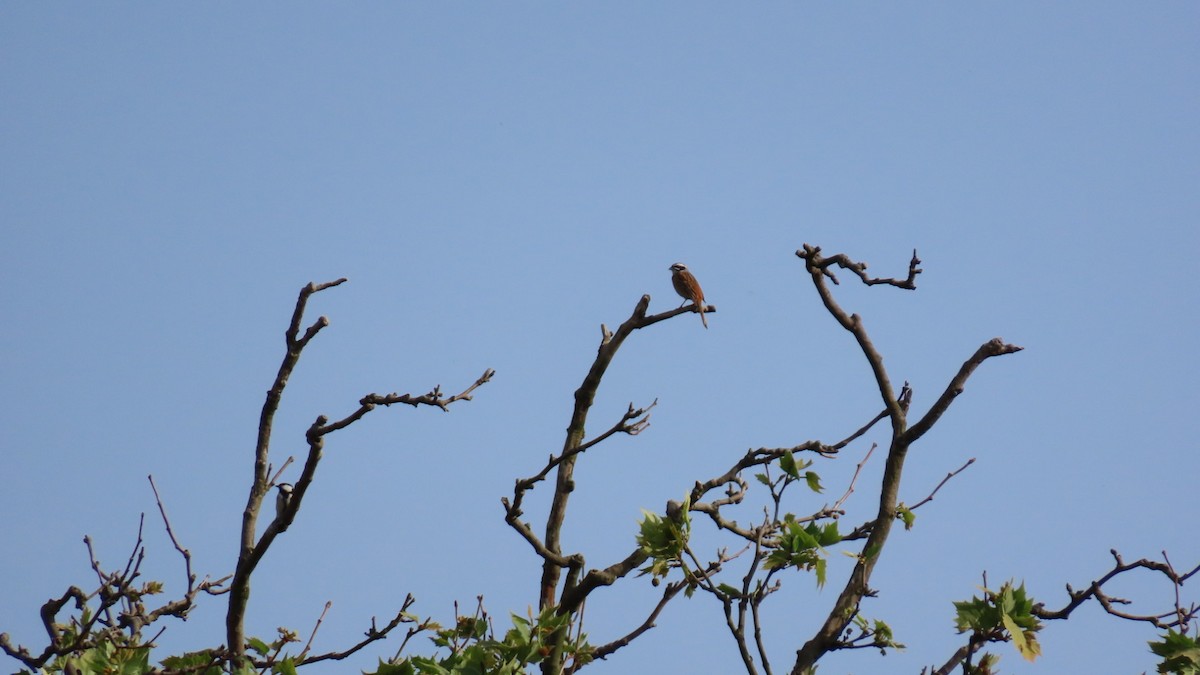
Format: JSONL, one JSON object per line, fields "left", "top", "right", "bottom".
{"left": 907, "top": 458, "right": 976, "bottom": 511}
{"left": 805, "top": 247, "right": 922, "bottom": 289}
{"left": 789, "top": 246, "right": 1020, "bottom": 675}
{"left": 533, "top": 292, "right": 709, "bottom": 675}
{"left": 832, "top": 443, "right": 878, "bottom": 512}
{"left": 0, "top": 498, "right": 229, "bottom": 672}
{"left": 142, "top": 476, "right": 230, "bottom": 628}
{"left": 292, "top": 597, "right": 419, "bottom": 666}
{"left": 296, "top": 601, "right": 332, "bottom": 662}
{"left": 903, "top": 339, "right": 1024, "bottom": 445}
{"left": 227, "top": 279, "right": 492, "bottom": 667}
{"left": 796, "top": 245, "right": 910, "bottom": 433}
{"left": 579, "top": 580, "right": 688, "bottom": 668}
{"left": 1035, "top": 549, "right": 1200, "bottom": 628}
{"left": 228, "top": 278, "right": 346, "bottom": 663}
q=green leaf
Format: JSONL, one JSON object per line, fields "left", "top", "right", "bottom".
{"left": 161, "top": 650, "right": 220, "bottom": 671}
{"left": 1152, "top": 629, "right": 1200, "bottom": 657}
{"left": 762, "top": 521, "right": 839, "bottom": 588}
{"left": 817, "top": 521, "right": 842, "bottom": 546}
{"left": 896, "top": 505, "right": 916, "bottom": 530}
{"left": 716, "top": 583, "right": 741, "bottom": 598}
{"left": 274, "top": 657, "right": 298, "bottom": 675}
{"left": 953, "top": 596, "right": 995, "bottom": 632}
{"left": 115, "top": 647, "right": 150, "bottom": 675}
{"left": 75, "top": 644, "right": 113, "bottom": 673}
{"left": 508, "top": 614, "right": 532, "bottom": 644}
{"left": 635, "top": 498, "right": 691, "bottom": 579}
{"left": 872, "top": 619, "right": 903, "bottom": 649}
{"left": 780, "top": 451, "right": 800, "bottom": 480}
{"left": 366, "top": 659, "right": 418, "bottom": 675}
{"left": 1001, "top": 613, "right": 1033, "bottom": 661}
{"left": 804, "top": 471, "right": 823, "bottom": 493}
{"left": 247, "top": 637, "right": 271, "bottom": 656}
{"left": 754, "top": 472, "right": 771, "bottom": 486}
{"left": 954, "top": 580, "right": 1042, "bottom": 663}
{"left": 1150, "top": 629, "right": 1200, "bottom": 674}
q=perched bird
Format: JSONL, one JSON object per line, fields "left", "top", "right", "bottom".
{"left": 275, "top": 483, "right": 294, "bottom": 529}
{"left": 669, "top": 262, "right": 708, "bottom": 328}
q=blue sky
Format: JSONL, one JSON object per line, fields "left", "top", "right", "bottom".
{"left": 2, "top": 4, "right": 1197, "bottom": 674}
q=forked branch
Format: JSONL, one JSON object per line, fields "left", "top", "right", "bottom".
{"left": 789, "top": 247, "right": 1021, "bottom": 675}
{"left": 527, "top": 292, "right": 710, "bottom": 675}
{"left": 226, "top": 279, "right": 492, "bottom": 666}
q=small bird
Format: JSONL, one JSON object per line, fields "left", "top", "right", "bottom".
{"left": 669, "top": 262, "right": 708, "bottom": 329}
{"left": 275, "top": 483, "right": 294, "bottom": 529}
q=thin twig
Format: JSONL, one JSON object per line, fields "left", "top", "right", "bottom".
{"left": 269, "top": 458, "right": 294, "bottom": 487}
{"left": 295, "top": 604, "right": 414, "bottom": 665}
{"left": 297, "top": 602, "right": 332, "bottom": 661}
{"left": 907, "top": 458, "right": 976, "bottom": 510}
{"left": 148, "top": 475, "right": 196, "bottom": 594}
{"left": 832, "top": 443, "right": 877, "bottom": 511}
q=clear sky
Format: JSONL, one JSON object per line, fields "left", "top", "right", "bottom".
{"left": 2, "top": 4, "right": 1197, "bottom": 674}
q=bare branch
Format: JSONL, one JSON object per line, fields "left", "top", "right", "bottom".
{"left": 148, "top": 476, "right": 195, "bottom": 595}
{"left": 907, "top": 458, "right": 976, "bottom": 511}
{"left": 297, "top": 601, "right": 332, "bottom": 662}
{"left": 268, "top": 457, "right": 295, "bottom": 487}
{"left": 249, "top": 368, "right": 495, "bottom": 581}
{"left": 804, "top": 247, "right": 923, "bottom": 289}
{"left": 832, "top": 443, "right": 878, "bottom": 512}
{"left": 796, "top": 245, "right": 908, "bottom": 433}
{"left": 556, "top": 548, "right": 650, "bottom": 616}
{"left": 786, "top": 247, "right": 925, "bottom": 674}
{"left": 903, "top": 338, "right": 1024, "bottom": 445}
{"left": 139, "top": 476, "right": 229, "bottom": 630}
{"left": 534, "top": 289, "right": 712, "bottom": 675}
{"left": 503, "top": 402, "right": 656, "bottom": 582}
{"left": 314, "top": 367, "right": 496, "bottom": 437}
{"left": 577, "top": 400, "right": 656, "bottom": 453}
{"left": 295, "top": 596, "right": 418, "bottom": 666}
{"left": 581, "top": 580, "right": 688, "bottom": 667}
{"left": 834, "top": 409, "right": 890, "bottom": 452}
{"left": 228, "top": 278, "right": 347, "bottom": 663}
{"left": 0, "top": 586, "right": 89, "bottom": 669}
{"left": 540, "top": 294, "right": 651, "bottom": 617}
{"left": 1035, "top": 549, "right": 1200, "bottom": 629}
{"left": 226, "top": 280, "right": 491, "bottom": 667}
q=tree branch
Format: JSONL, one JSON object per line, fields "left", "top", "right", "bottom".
{"left": 536, "top": 293, "right": 710, "bottom": 675}
{"left": 579, "top": 580, "right": 688, "bottom": 667}
{"left": 227, "top": 278, "right": 345, "bottom": 664}
{"left": 903, "top": 338, "right": 1024, "bottom": 445}
{"left": 294, "top": 597, "right": 418, "bottom": 666}
{"left": 796, "top": 245, "right": 911, "bottom": 435}
{"left": 1034, "top": 549, "right": 1200, "bottom": 628}
{"left": 226, "top": 280, "right": 491, "bottom": 667}
{"left": 788, "top": 246, "right": 1010, "bottom": 675}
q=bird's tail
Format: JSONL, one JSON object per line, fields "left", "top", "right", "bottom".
{"left": 699, "top": 303, "right": 708, "bottom": 329}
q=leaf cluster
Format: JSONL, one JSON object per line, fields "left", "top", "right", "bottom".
{"left": 1151, "top": 629, "right": 1200, "bottom": 675}
{"left": 953, "top": 580, "right": 1043, "bottom": 662}
{"left": 370, "top": 608, "right": 592, "bottom": 675}
{"left": 763, "top": 519, "right": 842, "bottom": 589}
{"left": 636, "top": 497, "right": 692, "bottom": 581}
